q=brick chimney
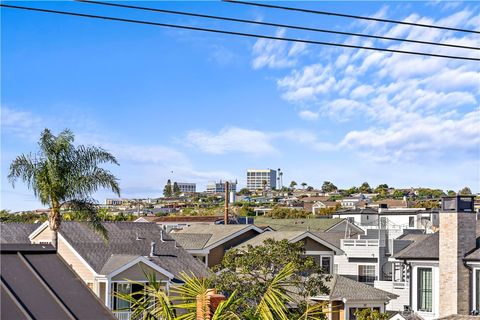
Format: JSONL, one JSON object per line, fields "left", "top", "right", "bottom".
{"left": 196, "top": 289, "right": 226, "bottom": 320}
{"left": 439, "top": 195, "right": 476, "bottom": 317}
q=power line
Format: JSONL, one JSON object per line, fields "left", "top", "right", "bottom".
{"left": 76, "top": 0, "right": 478, "bottom": 51}
{"left": 225, "top": 0, "right": 480, "bottom": 35}
{"left": 1, "top": 4, "right": 478, "bottom": 61}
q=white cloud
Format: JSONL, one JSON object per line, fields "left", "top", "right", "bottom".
{"left": 277, "top": 64, "right": 336, "bottom": 102}
{"left": 255, "top": 4, "right": 480, "bottom": 162}
{"left": 185, "top": 127, "right": 277, "bottom": 156}
{"left": 1, "top": 106, "right": 43, "bottom": 140}
{"left": 252, "top": 28, "right": 307, "bottom": 69}
{"left": 298, "top": 110, "right": 319, "bottom": 121}
{"left": 185, "top": 127, "right": 337, "bottom": 155}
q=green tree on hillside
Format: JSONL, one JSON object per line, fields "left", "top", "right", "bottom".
{"left": 359, "top": 182, "right": 372, "bottom": 193}
{"left": 163, "top": 179, "right": 172, "bottom": 197}
{"left": 173, "top": 182, "right": 180, "bottom": 196}
{"left": 321, "top": 181, "right": 337, "bottom": 193}
{"left": 289, "top": 181, "right": 297, "bottom": 190}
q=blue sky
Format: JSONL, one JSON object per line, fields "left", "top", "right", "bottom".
{"left": 1, "top": 1, "right": 479, "bottom": 211}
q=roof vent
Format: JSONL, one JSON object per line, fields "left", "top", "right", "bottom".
{"left": 150, "top": 241, "right": 156, "bottom": 257}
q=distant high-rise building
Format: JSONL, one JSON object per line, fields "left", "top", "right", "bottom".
{"left": 246, "top": 169, "right": 277, "bottom": 191}
{"left": 175, "top": 182, "right": 196, "bottom": 193}
{"left": 206, "top": 181, "right": 237, "bottom": 194}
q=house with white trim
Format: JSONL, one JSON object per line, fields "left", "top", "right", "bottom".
{"left": 378, "top": 196, "right": 479, "bottom": 319}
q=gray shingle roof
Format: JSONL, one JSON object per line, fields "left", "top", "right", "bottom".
{"left": 57, "top": 222, "right": 209, "bottom": 279}
{"left": 172, "top": 224, "right": 259, "bottom": 249}
{"left": 169, "top": 233, "right": 212, "bottom": 250}
{"left": 253, "top": 217, "right": 350, "bottom": 232}
{"left": 0, "top": 223, "right": 40, "bottom": 244}
{"left": 393, "top": 233, "right": 439, "bottom": 260}
{"left": 322, "top": 275, "right": 398, "bottom": 302}
{"left": 233, "top": 231, "right": 305, "bottom": 249}
{"left": 464, "top": 248, "right": 480, "bottom": 261}
{"left": 232, "top": 230, "right": 348, "bottom": 251}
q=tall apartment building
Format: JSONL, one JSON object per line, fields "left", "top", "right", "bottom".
{"left": 175, "top": 182, "right": 196, "bottom": 193}
{"left": 246, "top": 169, "right": 277, "bottom": 191}
{"left": 206, "top": 181, "right": 237, "bottom": 194}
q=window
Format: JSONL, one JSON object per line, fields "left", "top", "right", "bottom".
{"left": 409, "top": 217, "right": 415, "bottom": 228}
{"left": 347, "top": 217, "right": 355, "bottom": 223}
{"left": 112, "top": 283, "right": 144, "bottom": 310}
{"left": 417, "top": 268, "right": 433, "bottom": 312}
{"left": 321, "top": 256, "right": 331, "bottom": 274}
{"left": 358, "top": 265, "right": 376, "bottom": 283}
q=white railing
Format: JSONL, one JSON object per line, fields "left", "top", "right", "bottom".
{"left": 393, "top": 281, "right": 408, "bottom": 289}
{"left": 341, "top": 239, "right": 379, "bottom": 258}
{"left": 114, "top": 311, "right": 131, "bottom": 320}
{"left": 341, "top": 239, "right": 379, "bottom": 247}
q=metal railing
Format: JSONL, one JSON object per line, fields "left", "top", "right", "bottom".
{"left": 341, "top": 239, "right": 379, "bottom": 247}
{"left": 114, "top": 311, "right": 132, "bottom": 320}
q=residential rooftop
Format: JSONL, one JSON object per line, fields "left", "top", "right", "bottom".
{"left": 0, "top": 244, "right": 115, "bottom": 319}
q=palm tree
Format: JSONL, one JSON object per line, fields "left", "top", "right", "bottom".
{"left": 115, "top": 262, "right": 328, "bottom": 320}
{"left": 8, "top": 128, "right": 120, "bottom": 247}
{"left": 289, "top": 181, "right": 297, "bottom": 190}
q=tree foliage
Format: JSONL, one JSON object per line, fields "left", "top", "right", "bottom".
{"left": 213, "top": 239, "right": 329, "bottom": 318}
{"left": 164, "top": 179, "right": 173, "bottom": 197}
{"left": 173, "top": 182, "right": 181, "bottom": 196}
{"left": 0, "top": 211, "right": 47, "bottom": 223}
{"left": 354, "top": 308, "right": 389, "bottom": 320}
{"left": 237, "top": 188, "right": 252, "bottom": 196}
{"left": 8, "top": 129, "right": 120, "bottom": 245}
{"left": 265, "top": 207, "right": 309, "bottom": 219}
{"left": 358, "top": 182, "right": 372, "bottom": 194}
{"left": 115, "top": 262, "right": 327, "bottom": 320}
{"left": 459, "top": 186, "right": 472, "bottom": 195}
{"left": 321, "top": 181, "right": 337, "bottom": 193}
{"left": 290, "top": 181, "right": 298, "bottom": 190}
{"left": 416, "top": 188, "right": 444, "bottom": 199}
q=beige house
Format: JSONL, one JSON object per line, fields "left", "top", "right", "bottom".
{"left": 28, "top": 221, "right": 209, "bottom": 320}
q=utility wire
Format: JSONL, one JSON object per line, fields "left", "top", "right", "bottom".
{"left": 76, "top": 0, "right": 478, "bottom": 51}
{"left": 1, "top": 4, "right": 478, "bottom": 61}
{"left": 225, "top": 0, "right": 480, "bottom": 35}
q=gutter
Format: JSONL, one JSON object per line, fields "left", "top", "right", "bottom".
{"left": 463, "top": 260, "right": 474, "bottom": 315}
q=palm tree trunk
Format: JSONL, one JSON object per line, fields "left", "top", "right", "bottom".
{"left": 49, "top": 201, "right": 61, "bottom": 248}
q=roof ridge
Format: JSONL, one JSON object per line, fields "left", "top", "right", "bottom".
{"left": 329, "top": 274, "right": 339, "bottom": 298}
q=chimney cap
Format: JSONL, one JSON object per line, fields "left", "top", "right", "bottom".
{"left": 441, "top": 195, "right": 475, "bottom": 213}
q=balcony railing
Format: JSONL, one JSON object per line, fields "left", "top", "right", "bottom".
{"left": 114, "top": 311, "right": 132, "bottom": 320}
{"left": 342, "top": 239, "right": 379, "bottom": 247}
{"left": 341, "top": 239, "right": 379, "bottom": 258}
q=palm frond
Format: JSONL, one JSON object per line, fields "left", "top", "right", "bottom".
{"left": 254, "top": 262, "right": 295, "bottom": 320}
{"left": 62, "top": 198, "right": 108, "bottom": 241}
{"left": 112, "top": 272, "right": 176, "bottom": 320}
{"left": 296, "top": 302, "right": 328, "bottom": 320}
{"left": 170, "top": 272, "right": 212, "bottom": 319}
{"left": 212, "top": 290, "right": 241, "bottom": 320}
